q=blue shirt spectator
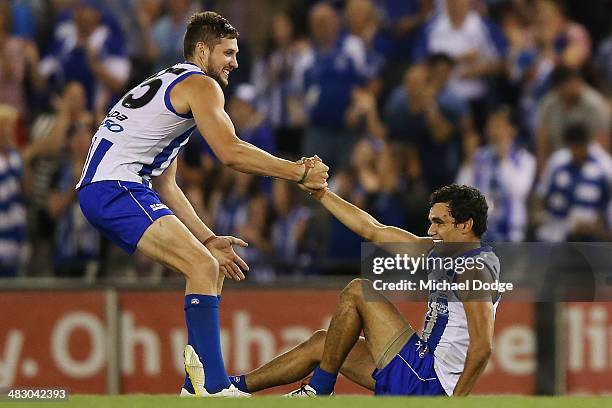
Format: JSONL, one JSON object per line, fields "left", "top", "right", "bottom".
{"left": 295, "top": 3, "right": 369, "bottom": 169}
{"left": 39, "top": 1, "right": 130, "bottom": 111}
{"left": 50, "top": 161, "right": 101, "bottom": 275}
{"left": 536, "top": 125, "right": 612, "bottom": 242}
{"left": 295, "top": 3, "right": 368, "bottom": 130}
{"left": 296, "top": 32, "right": 368, "bottom": 129}
{"left": 373, "top": 0, "right": 427, "bottom": 62}
{"left": 345, "top": 0, "right": 390, "bottom": 79}
{"left": 384, "top": 63, "right": 469, "bottom": 190}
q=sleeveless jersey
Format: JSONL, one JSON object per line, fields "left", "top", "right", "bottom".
{"left": 77, "top": 62, "right": 205, "bottom": 188}
{"left": 420, "top": 245, "right": 501, "bottom": 395}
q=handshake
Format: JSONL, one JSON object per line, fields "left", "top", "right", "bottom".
{"left": 296, "top": 155, "right": 329, "bottom": 199}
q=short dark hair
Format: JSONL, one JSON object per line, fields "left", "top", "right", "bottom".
{"left": 563, "top": 122, "right": 590, "bottom": 145}
{"left": 183, "top": 11, "right": 239, "bottom": 59}
{"left": 550, "top": 65, "right": 581, "bottom": 88}
{"left": 426, "top": 53, "right": 455, "bottom": 67}
{"left": 430, "top": 184, "right": 488, "bottom": 238}
{"left": 487, "top": 104, "right": 518, "bottom": 127}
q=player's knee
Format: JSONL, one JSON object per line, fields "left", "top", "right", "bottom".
{"left": 304, "top": 329, "right": 327, "bottom": 359}
{"left": 341, "top": 278, "right": 370, "bottom": 303}
{"left": 184, "top": 252, "right": 219, "bottom": 283}
{"left": 310, "top": 329, "right": 327, "bottom": 347}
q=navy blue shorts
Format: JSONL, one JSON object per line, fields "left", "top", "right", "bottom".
{"left": 372, "top": 333, "right": 447, "bottom": 396}
{"left": 78, "top": 180, "right": 173, "bottom": 254}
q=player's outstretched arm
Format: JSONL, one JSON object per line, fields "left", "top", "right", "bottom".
{"left": 184, "top": 75, "right": 328, "bottom": 189}
{"left": 304, "top": 187, "right": 430, "bottom": 245}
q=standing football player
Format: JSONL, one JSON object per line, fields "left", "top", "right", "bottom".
{"left": 76, "top": 12, "right": 328, "bottom": 397}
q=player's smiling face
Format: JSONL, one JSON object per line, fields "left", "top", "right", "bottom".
{"left": 427, "top": 202, "right": 473, "bottom": 242}
{"left": 206, "top": 38, "right": 238, "bottom": 88}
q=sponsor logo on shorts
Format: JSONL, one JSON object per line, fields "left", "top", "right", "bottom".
{"left": 150, "top": 203, "right": 169, "bottom": 211}
{"left": 191, "top": 299, "right": 200, "bottom": 305}
{"left": 415, "top": 340, "right": 429, "bottom": 358}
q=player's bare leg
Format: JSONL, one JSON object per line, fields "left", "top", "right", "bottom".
{"left": 309, "top": 278, "right": 414, "bottom": 395}
{"left": 137, "top": 215, "right": 246, "bottom": 396}
{"left": 137, "top": 215, "right": 219, "bottom": 294}
{"left": 243, "top": 331, "right": 376, "bottom": 392}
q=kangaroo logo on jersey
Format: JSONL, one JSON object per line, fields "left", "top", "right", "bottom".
{"left": 100, "top": 119, "right": 124, "bottom": 133}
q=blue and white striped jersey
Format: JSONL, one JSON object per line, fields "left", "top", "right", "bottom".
{"left": 421, "top": 245, "right": 500, "bottom": 395}
{"left": 535, "top": 143, "right": 612, "bottom": 241}
{"left": 76, "top": 62, "right": 205, "bottom": 188}
{"left": 456, "top": 145, "right": 536, "bottom": 242}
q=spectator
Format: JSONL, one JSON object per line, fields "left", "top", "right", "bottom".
{"left": 39, "top": 1, "right": 130, "bottom": 116}
{"left": 535, "top": 123, "right": 612, "bottom": 242}
{"left": 367, "top": 143, "right": 411, "bottom": 228}
{"left": 384, "top": 60, "right": 470, "bottom": 191}
{"left": 24, "top": 82, "right": 92, "bottom": 164}
{"left": 295, "top": 2, "right": 368, "bottom": 169}
{"left": 270, "top": 179, "right": 313, "bottom": 275}
{"left": 228, "top": 84, "right": 276, "bottom": 155}
{"left": 595, "top": 28, "right": 612, "bottom": 96}
{"left": 457, "top": 107, "right": 536, "bottom": 242}
{"left": 506, "top": 0, "right": 593, "bottom": 134}
{"left": 344, "top": 0, "right": 388, "bottom": 88}
{"left": 533, "top": 0, "right": 591, "bottom": 71}
{"left": 0, "top": 105, "right": 26, "bottom": 277}
{"left": 151, "top": 0, "right": 196, "bottom": 71}
{"left": 116, "top": 0, "right": 163, "bottom": 84}
{"left": 350, "top": 139, "right": 429, "bottom": 233}
{"left": 324, "top": 168, "right": 366, "bottom": 263}
{"left": 372, "top": 0, "right": 432, "bottom": 63}
{"left": 47, "top": 115, "right": 101, "bottom": 278}
{"left": 213, "top": 171, "right": 259, "bottom": 237}
{"left": 22, "top": 82, "right": 92, "bottom": 278}
{"left": 228, "top": 84, "right": 276, "bottom": 193}
{"left": 234, "top": 192, "right": 275, "bottom": 281}
{"left": 0, "top": 2, "right": 43, "bottom": 141}
{"left": 535, "top": 66, "right": 611, "bottom": 171}
{"left": 252, "top": 11, "right": 306, "bottom": 156}
{"left": 412, "top": 0, "right": 507, "bottom": 130}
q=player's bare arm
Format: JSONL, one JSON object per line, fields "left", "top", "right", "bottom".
{"left": 152, "top": 159, "right": 248, "bottom": 281}
{"left": 452, "top": 267, "right": 496, "bottom": 396}
{"left": 171, "top": 74, "right": 328, "bottom": 190}
{"left": 304, "top": 186, "right": 431, "bottom": 245}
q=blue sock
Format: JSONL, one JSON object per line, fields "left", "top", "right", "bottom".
{"left": 183, "top": 294, "right": 224, "bottom": 394}
{"left": 184, "top": 294, "right": 230, "bottom": 393}
{"left": 309, "top": 366, "right": 337, "bottom": 395}
{"left": 228, "top": 374, "right": 249, "bottom": 393}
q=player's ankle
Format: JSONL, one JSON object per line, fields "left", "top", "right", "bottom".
{"left": 309, "top": 366, "right": 337, "bottom": 395}
{"left": 228, "top": 374, "right": 249, "bottom": 393}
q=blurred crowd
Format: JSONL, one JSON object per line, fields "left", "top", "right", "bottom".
{"left": 1, "top": 0, "right": 611, "bottom": 280}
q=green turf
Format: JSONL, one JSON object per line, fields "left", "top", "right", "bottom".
{"left": 3, "top": 396, "right": 611, "bottom": 408}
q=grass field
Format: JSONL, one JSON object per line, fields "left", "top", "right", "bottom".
{"left": 4, "top": 396, "right": 611, "bottom": 408}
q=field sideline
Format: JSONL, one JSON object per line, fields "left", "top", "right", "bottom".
{"left": 5, "top": 396, "right": 610, "bottom": 408}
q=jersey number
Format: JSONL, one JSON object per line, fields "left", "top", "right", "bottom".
{"left": 121, "top": 67, "right": 188, "bottom": 109}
